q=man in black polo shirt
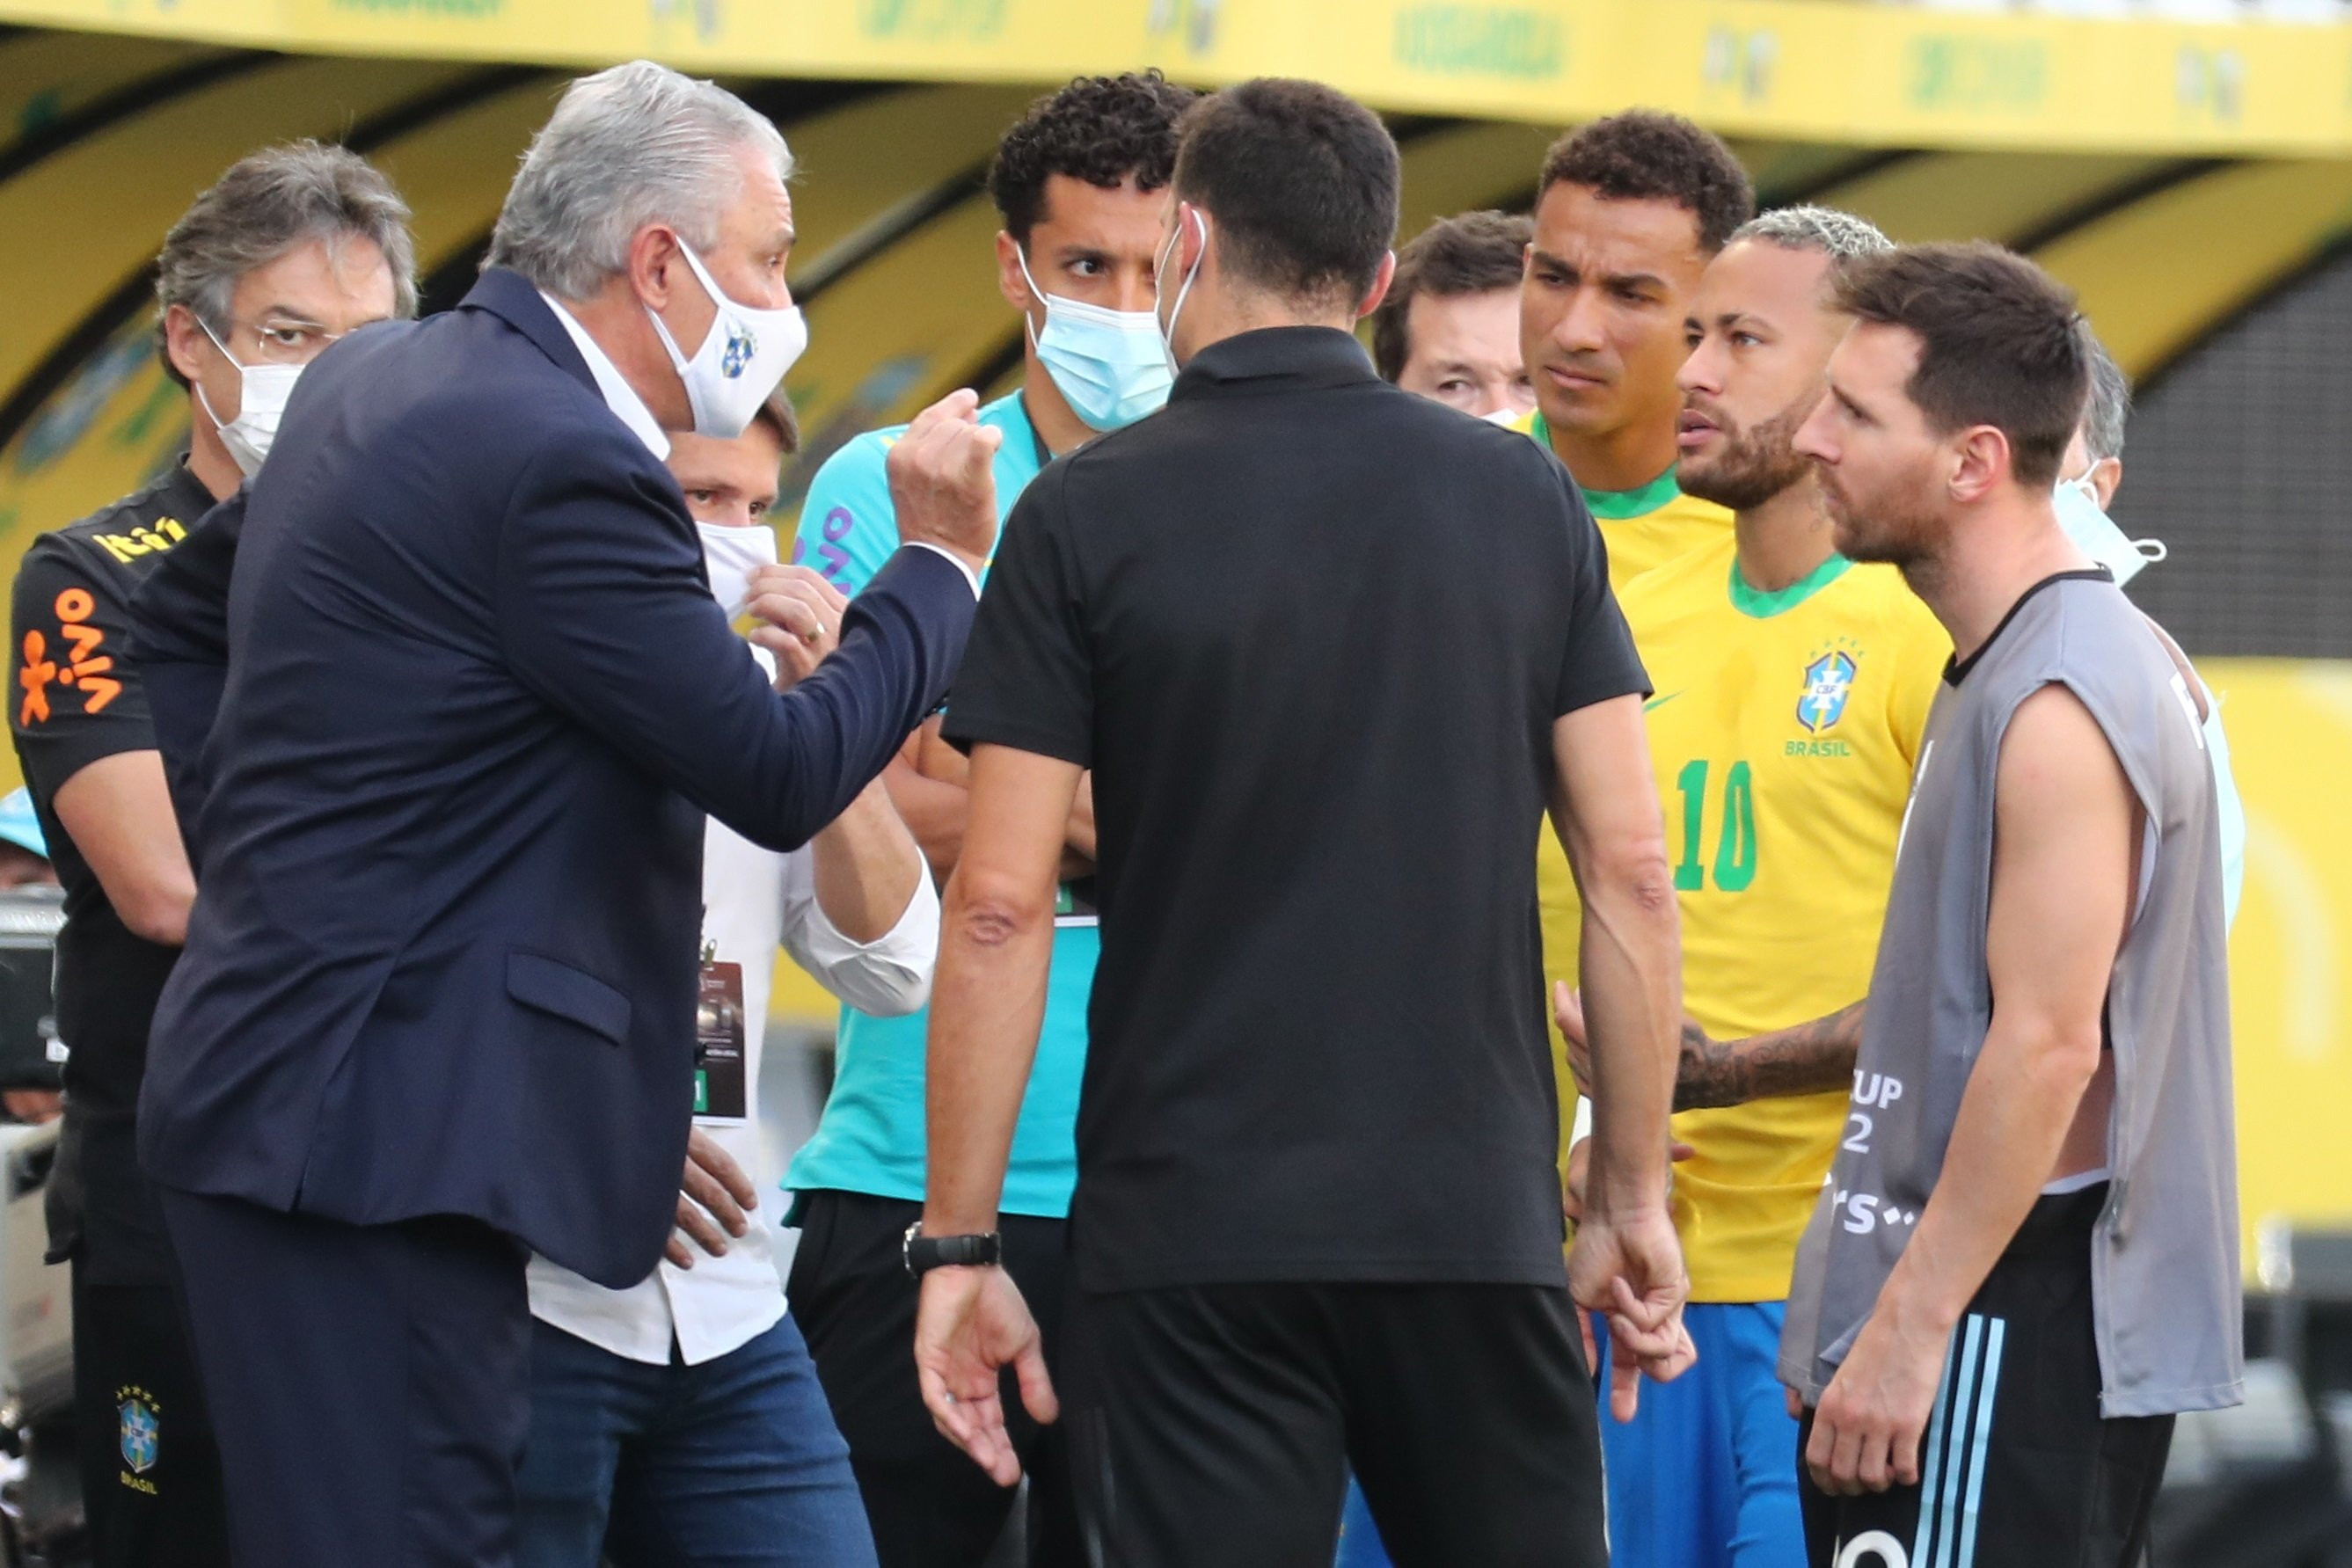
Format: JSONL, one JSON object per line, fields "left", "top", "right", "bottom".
{"left": 7, "top": 142, "right": 413, "bottom": 1568}
{"left": 910, "top": 78, "right": 1692, "bottom": 1565}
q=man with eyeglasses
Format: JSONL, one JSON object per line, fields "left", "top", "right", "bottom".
{"left": 5, "top": 141, "right": 413, "bottom": 1568}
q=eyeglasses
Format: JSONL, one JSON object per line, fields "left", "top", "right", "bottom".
{"left": 206, "top": 315, "right": 362, "bottom": 368}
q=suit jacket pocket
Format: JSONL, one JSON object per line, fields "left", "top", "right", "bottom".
{"left": 506, "top": 952, "right": 632, "bottom": 1046}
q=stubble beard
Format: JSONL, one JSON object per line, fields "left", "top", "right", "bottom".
{"left": 1829, "top": 477, "right": 1947, "bottom": 572}
{"left": 1679, "top": 394, "right": 1816, "bottom": 513}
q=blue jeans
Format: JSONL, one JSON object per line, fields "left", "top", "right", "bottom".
{"left": 516, "top": 1312, "right": 878, "bottom": 1568}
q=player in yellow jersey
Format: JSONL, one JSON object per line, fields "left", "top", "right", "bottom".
{"left": 1517, "top": 115, "right": 1757, "bottom": 1183}
{"left": 1513, "top": 111, "right": 1753, "bottom": 587}
{"left": 1552, "top": 208, "right": 1949, "bottom": 1568}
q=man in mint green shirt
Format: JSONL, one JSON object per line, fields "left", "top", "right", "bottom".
{"left": 783, "top": 71, "right": 1193, "bottom": 1567}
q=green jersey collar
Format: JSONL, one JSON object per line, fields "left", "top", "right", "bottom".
{"left": 1528, "top": 412, "right": 1684, "bottom": 519}
{"left": 1728, "top": 551, "right": 1852, "bottom": 619}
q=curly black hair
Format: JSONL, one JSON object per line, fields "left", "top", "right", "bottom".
{"left": 1538, "top": 111, "right": 1756, "bottom": 253}
{"left": 988, "top": 71, "right": 1199, "bottom": 243}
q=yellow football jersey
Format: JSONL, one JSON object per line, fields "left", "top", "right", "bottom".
{"left": 1509, "top": 408, "right": 1735, "bottom": 586}
{"left": 1540, "top": 536, "right": 1949, "bottom": 1302}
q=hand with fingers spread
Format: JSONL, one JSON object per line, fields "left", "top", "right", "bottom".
{"left": 664, "top": 1127, "right": 757, "bottom": 1269}
{"left": 914, "top": 1264, "right": 1058, "bottom": 1487}
{"left": 745, "top": 564, "right": 848, "bottom": 689}
{"left": 1803, "top": 1303, "right": 1947, "bottom": 1495}
{"left": 1567, "top": 1203, "right": 1698, "bottom": 1422}
{"left": 885, "top": 390, "right": 1002, "bottom": 575}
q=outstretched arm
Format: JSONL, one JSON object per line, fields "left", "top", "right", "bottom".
{"left": 1559, "top": 990, "right": 1865, "bottom": 1113}
{"left": 499, "top": 396, "right": 994, "bottom": 853}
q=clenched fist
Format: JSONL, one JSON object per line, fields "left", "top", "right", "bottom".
{"left": 886, "top": 390, "right": 1001, "bottom": 575}
{"left": 746, "top": 564, "right": 846, "bottom": 689}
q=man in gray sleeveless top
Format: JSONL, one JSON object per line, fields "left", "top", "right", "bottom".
{"left": 1779, "top": 243, "right": 2239, "bottom": 1568}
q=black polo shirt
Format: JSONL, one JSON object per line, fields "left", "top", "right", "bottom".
{"left": 943, "top": 326, "right": 1647, "bottom": 1293}
{"left": 8, "top": 461, "right": 214, "bottom": 1280}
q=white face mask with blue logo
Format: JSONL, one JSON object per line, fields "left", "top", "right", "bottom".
{"left": 1016, "top": 247, "right": 1172, "bottom": 432}
{"left": 2054, "top": 469, "right": 2166, "bottom": 587}
{"left": 647, "top": 239, "right": 808, "bottom": 440}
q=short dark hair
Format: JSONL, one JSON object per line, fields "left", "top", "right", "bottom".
{"left": 988, "top": 71, "right": 1198, "bottom": 244}
{"left": 1171, "top": 78, "right": 1400, "bottom": 307}
{"left": 750, "top": 385, "right": 799, "bottom": 456}
{"left": 1835, "top": 243, "right": 2088, "bottom": 489}
{"left": 1370, "top": 209, "right": 1531, "bottom": 381}
{"left": 1538, "top": 111, "right": 1755, "bottom": 253}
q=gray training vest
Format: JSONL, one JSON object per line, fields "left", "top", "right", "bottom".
{"left": 1780, "top": 572, "right": 2242, "bottom": 1419}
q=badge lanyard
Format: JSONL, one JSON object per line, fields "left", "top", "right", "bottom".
{"left": 694, "top": 932, "right": 749, "bottom": 1122}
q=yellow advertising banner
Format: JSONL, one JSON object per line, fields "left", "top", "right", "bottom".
{"left": 6, "top": 0, "right": 2352, "bottom": 157}
{"left": 2205, "top": 659, "right": 2352, "bottom": 1242}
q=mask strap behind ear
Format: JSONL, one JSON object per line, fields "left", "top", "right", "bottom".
{"left": 1015, "top": 244, "right": 1049, "bottom": 350}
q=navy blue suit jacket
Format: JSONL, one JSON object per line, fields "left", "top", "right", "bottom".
{"left": 135, "top": 270, "right": 972, "bottom": 1287}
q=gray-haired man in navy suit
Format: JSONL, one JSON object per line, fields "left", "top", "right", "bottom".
{"left": 130, "top": 62, "right": 1001, "bottom": 1567}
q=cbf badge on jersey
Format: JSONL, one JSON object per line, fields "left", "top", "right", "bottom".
{"left": 117, "top": 1384, "right": 159, "bottom": 1495}
{"left": 1799, "top": 647, "right": 1858, "bottom": 733}
{"left": 694, "top": 960, "right": 748, "bottom": 1122}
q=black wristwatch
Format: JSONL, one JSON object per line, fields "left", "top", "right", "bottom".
{"left": 903, "top": 1221, "right": 1002, "bottom": 1277}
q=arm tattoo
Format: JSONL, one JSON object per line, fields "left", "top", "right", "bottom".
{"left": 1676, "top": 999, "right": 1867, "bottom": 1112}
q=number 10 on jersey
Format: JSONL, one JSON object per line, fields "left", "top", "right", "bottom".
{"left": 1673, "top": 759, "right": 1757, "bottom": 893}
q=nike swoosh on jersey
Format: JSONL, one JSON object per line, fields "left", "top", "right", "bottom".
{"left": 1644, "top": 692, "right": 1683, "bottom": 712}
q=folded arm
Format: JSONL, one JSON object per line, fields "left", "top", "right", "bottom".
{"left": 496, "top": 436, "right": 973, "bottom": 853}
{"left": 780, "top": 778, "right": 941, "bottom": 1018}
{"left": 122, "top": 491, "right": 245, "bottom": 848}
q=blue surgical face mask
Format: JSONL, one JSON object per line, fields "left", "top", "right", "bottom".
{"left": 1017, "top": 249, "right": 1172, "bottom": 432}
{"left": 2054, "top": 470, "right": 2166, "bottom": 587}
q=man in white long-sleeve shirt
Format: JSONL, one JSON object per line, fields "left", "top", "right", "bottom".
{"left": 517, "top": 395, "right": 939, "bottom": 1567}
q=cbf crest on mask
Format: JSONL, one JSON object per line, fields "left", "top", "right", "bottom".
{"left": 647, "top": 240, "right": 809, "bottom": 440}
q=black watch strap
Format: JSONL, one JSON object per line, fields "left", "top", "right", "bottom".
{"left": 903, "top": 1221, "right": 1003, "bottom": 1277}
